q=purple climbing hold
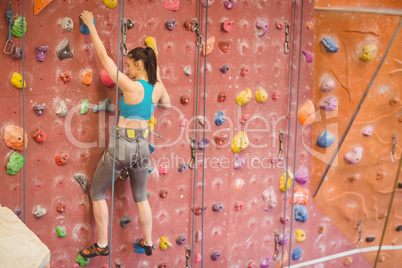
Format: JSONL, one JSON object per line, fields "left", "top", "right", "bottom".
{"left": 302, "top": 50, "right": 313, "bottom": 63}
{"left": 198, "top": 138, "right": 210, "bottom": 149}
{"left": 320, "top": 96, "right": 337, "bottom": 111}
{"left": 366, "top": 237, "right": 375, "bottom": 243}
{"left": 362, "top": 126, "right": 373, "bottom": 136}
{"left": 223, "top": 0, "right": 236, "bottom": 10}
{"left": 211, "top": 250, "right": 221, "bottom": 261}
{"left": 344, "top": 147, "right": 363, "bottom": 164}
{"left": 13, "top": 46, "right": 22, "bottom": 60}
{"left": 33, "top": 104, "right": 47, "bottom": 115}
{"left": 165, "top": 19, "right": 176, "bottom": 31}
{"left": 256, "top": 19, "right": 268, "bottom": 37}
{"left": 278, "top": 233, "right": 288, "bottom": 246}
{"left": 178, "top": 162, "right": 188, "bottom": 172}
{"left": 220, "top": 64, "right": 229, "bottom": 73}
{"left": 13, "top": 208, "right": 22, "bottom": 219}
{"left": 260, "top": 256, "right": 270, "bottom": 268}
{"left": 396, "top": 225, "right": 402, "bottom": 231}
{"left": 36, "top": 45, "right": 49, "bottom": 62}
{"left": 176, "top": 234, "right": 186, "bottom": 245}
{"left": 295, "top": 167, "right": 308, "bottom": 185}
{"left": 233, "top": 155, "right": 245, "bottom": 170}
{"left": 320, "top": 78, "right": 335, "bottom": 93}
{"left": 212, "top": 202, "right": 223, "bottom": 212}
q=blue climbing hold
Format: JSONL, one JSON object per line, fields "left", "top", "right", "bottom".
{"left": 321, "top": 37, "right": 338, "bottom": 53}
{"left": 294, "top": 205, "right": 308, "bottom": 222}
{"left": 317, "top": 130, "right": 335, "bottom": 148}
{"left": 149, "top": 143, "right": 155, "bottom": 154}
{"left": 292, "top": 248, "right": 302, "bottom": 260}
{"left": 133, "top": 241, "right": 145, "bottom": 254}
{"left": 214, "top": 111, "right": 225, "bottom": 126}
{"left": 80, "top": 17, "right": 96, "bottom": 35}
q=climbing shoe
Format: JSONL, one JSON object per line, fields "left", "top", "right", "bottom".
{"left": 79, "top": 243, "right": 110, "bottom": 258}
{"left": 139, "top": 238, "right": 155, "bottom": 256}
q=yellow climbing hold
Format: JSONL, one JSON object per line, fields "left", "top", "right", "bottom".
{"left": 231, "top": 131, "right": 249, "bottom": 153}
{"left": 148, "top": 116, "right": 156, "bottom": 131}
{"left": 255, "top": 88, "right": 268, "bottom": 103}
{"left": 235, "top": 88, "right": 252, "bottom": 106}
{"left": 159, "top": 236, "right": 172, "bottom": 250}
{"left": 295, "top": 229, "right": 306, "bottom": 242}
{"left": 11, "top": 73, "right": 26, "bottom": 89}
{"left": 103, "top": 0, "right": 117, "bottom": 9}
{"left": 144, "top": 36, "right": 158, "bottom": 57}
{"left": 359, "top": 44, "right": 377, "bottom": 62}
{"left": 279, "top": 170, "right": 294, "bottom": 192}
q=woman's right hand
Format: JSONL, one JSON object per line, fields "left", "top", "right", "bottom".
{"left": 80, "top": 10, "right": 95, "bottom": 28}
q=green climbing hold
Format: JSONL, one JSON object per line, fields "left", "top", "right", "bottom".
{"left": 56, "top": 226, "right": 66, "bottom": 237}
{"left": 11, "top": 16, "right": 27, "bottom": 38}
{"left": 80, "top": 99, "right": 89, "bottom": 115}
{"left": 76, "top": 254, "right": 90, "bottom": 267}
{"left": 7, "top": 152, "right": 24, "bottom": 175}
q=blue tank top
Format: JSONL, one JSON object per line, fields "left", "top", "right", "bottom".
{"left": 119, "top": 79, "right": 155, "bottom": 120}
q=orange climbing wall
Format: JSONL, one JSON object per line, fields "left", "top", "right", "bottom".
{"left": 0, "top": 0, "right": 399, "bottom": 268}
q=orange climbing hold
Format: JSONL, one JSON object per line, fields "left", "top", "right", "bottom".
{"left": 34, "top": 0, "right": 53, "bottom": 15}
{"left": 202, "top": 36, "right": 215, "bottom": 56}
{"left": 4, "top": 125, "right": 28, "bottom": 151}
{"left": 289, "top": 185, "right": 309, "bottom": 205}
{"left": 81, "top": 69, "right": 92, "bottom": 86}
{"left": 298, "top": 100, "right": 315, "bottom": 126}
{"left": 275, "top": 251, "right": 288, "bottom": 268}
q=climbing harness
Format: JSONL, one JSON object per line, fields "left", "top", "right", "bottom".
{"left": 273, "top": 230, "right": 280, "bottom": 260}
{"left": 313, "top": 18, "right": 402, "bottom": 197}
{"left": 4, "top": 0, "right": 15, "bottom": 55}
{"left": 391, "top": 132, "right": 398, "bottom": 163}
{"left": 278, "top": 129, "right": 284, "bottom": 160}
{"left": 355, "top": 220, "right": 363, "bottom": 248}
{"left": 284, "top": 21, "right": 290, "bottom": 54}
{"left": 185, "top": 244, "right": 191, "bottom": 268}
{"left": 189, "top": 135, "right": 196, "bottom": 169}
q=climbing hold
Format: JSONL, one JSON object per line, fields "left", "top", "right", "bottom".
{"left": 159, "top": 190, "right": 168, "bottom": 198}
{"left": 34, "top": 205, "right": 46, "bottom": 218}
{"left": 220, "top": 64, "right": 229, "bottom": 74}
{"left": 80, "top": 99, "right": 89, "bottom": 115}
{"left": 11, "top": 72, "right": 26, "bottom": 89}
{"left": 120, "top": 216, "right": 131, "bottom": 227}
{"left": 74, "top": 174, "right": 89, "bottom": 192}
{"left": 34, "top": 0, "right": 53, "bottom": 15}
{"left": 317, "top": 130, "right": 335, "bottom": 148}
{"left": 76, "top": 254, "right": 90, "bottom": 267}
{"left": 164, "top": 0, "right": 179, "bottom": 10}
{"left": 211, "top": 250, "right": 221, "bottom": 261}
{"left": 280, "top": 216, "right": 289, "bottom": 224}
{"left": 231, "top": 131, "right": 249, "bottom": 153}
{"left": 57, "top": 203, "right": 67, "bottom": 213}
{"left": 240, "top": 65, "right": 249, "bottom": 76}
{"left": 320, "top": 78, "right": 335, "bottom": 92}
{"left": 158, "top": 262, "right": 167, "bottom": 268}
{"left": 184, "top": 66, "right": 192, "bottom": 75}
{"left": 359, "top": 44, "right": 377, "bottom": 62}
{"left": 214, "top": 111, "right": 225, "bottom": 125}
{"left": 279, "top": 170, "right": 294, "bottom": 192}
{"left": 80, "top": 17, "right": 96, "bottom": 35}
{"left": 32, "top": 128, "right": 47, "bottom": 143}
{"left": 319, "top": 96, "right": 337, "bottom": 111}
{"left": 33, "top": 104, "right": 47, "bottom": 115}
{"left": 298, "top": 100, "right": 315, "bottom": 126}
{"left": 213, "top": 202, "right": 223, "bottom": 212}
{"left": 234, "top": 178, "right": 244, "bottom": 191}
{"left": 234, "top": 201, "right": 244, "bottom": 211}
{"left": 320, "top": 37, "right": 338, "bottom": 53}
{"left": 256, "top": 88, "right": 268, "bottom": 103}
{"left": 159, "top": 164, "right": 168, "bottom": 175}
{"left": 365, "top": 236, "right": 375, "bottom": 243}
{"left": 214, "top": 133, "right": 228, "bottom": 148}
{"left": 344, "top": 147, "right": 363, "bottom": 164}
{"left": 178, "top": 162, "right": 188, "bottom": 172}
{"left": 55, "top": 153, "right": 69, "bottom": 166}
{"left": 94, "top": 98, "right": 112, "bottom": 113}
{"left": 60, "top": 72, "right": 71, "bottom": 84}
{"left": 235, "top": 88, "right": 252, "bottom": 106}
{"left": 255, "top": 19, "right": 268, "bottom": 37}
{"left": 100, "top": 70, "right": 115, "bottom": 87}
{"left": 202, "top": 36, "right": 215, "bottom": 56}
{"left": 302, "top": 50, "right": 313, "bottom": 63}
{"left": 218, "top": 40, "right": 231, "bottom": 53}
{"left": 233, "top": 155, "right": 245, "bottom": 170}
{"left": 133, "top": 241, "right": 146, "bottom": 254}
{"left": 180, "top": 118, "right": 188, "bottom": 128}
{"left": 7, "top": 153, "right": 24, "bottom": 175}
{"left": 271, "top": 91, "right": 280, "bottom": 101}
{"left": 260, "top": 256, "right": 270, "bottom": 268}
{"left": 389, "top": 97, "right": 399, "bottom": 106}
{"left": 195, "top": 230, "right": 202, "bottom": 242}
{"left": 180, "top": 95, "right": 190, "bottom": 105}
{"left": 148, "top": 117, "right": 156, "bottom": 131}
{"left": 176, "top": 234, "right": 186, "bottom": 245}
{"left": 4, "top": 125, "right": 28, "bottom": 151}
{"left": 36, "top": 46, "right": 49, "bottom": 62}
{"left": 246, "top": 260, "right": 256, "bottom": 268}
{"left": 61, "top": 17, "right": 73, "bottom": 32}
{"left": 11, "top": 17, "right": 27, "bottom": 38}
{"left": 194, "top": 253, "right": 202, "bottom": 263}
{"left": 217, "top": 92, "right": 226, "bottom": 102}
{"left": 295, "top": 168, "right": 308, "bottom": 185}
{"left": 81, "top": 69, "right": 92, "bottom": 86}
{"left": 278, "top": 233, "right": 288, "bottom": 246}
{"left": 223, "top": 0, "right": 236, "bottom": 10}
{"left": 56, "top": 100, "right": 68, "bottom": 117}
{"left": 239, "top": 114, "right": 250, "bottom": 124}
{"left": 292, "top": 248, "right": 302, "bottom": 260}
{"left": 56, "top": 226, "right": 66, "bottom": 237}
{"left": 295, "top": 229, "right": 306, "bottom": 242}
{"left": 197, "top": 116, "right": 206, "bottom": 126}
{"left": 306, "top": 21, "right": 313, "bottom": 30}
{"left": 13, "top": 208, "right": 21, "bottom": 219}
{"left": 12, "top": 46, "right": 22, "bottom": 60}
{"left": 275, "top": 21, "right": 283, "bottom": 29}
{"left": 184, "top": 18, "right": 197, "bottom": 31}
{"left": 159, "top": 237, "right": 172, "bottom": 250}
{"left": 201, "top": 0, "right": 214, "bottom": 7}
{"left": 344, "top": 256, "right": 353, "bottom": 266}
{"left": 222, "top": 20, "right": 235, "bottom": 32}
{"left": 262, "top": 187, "right": 277, "bottom": 211}
{"left": 318, "top": 224, "right": 326, "bottom": 234}
{"left": 103, "top": 0, "right": 117, "bottom": 9}
{"left": 144, "top": 36, "right": 158, "bottom": 57}
{"left": 294, "top": 205, "right": 308, "bottom": 222}
{"left": 56, "top": 39, "right": 73, "bottom": 60}
{"left": 198, "top": 137, "right": 210, "bottom": 149}
{"left": 165, "top": 19, "right": 176, "bottom": 31}
{"left": 396, "top": 225, "right": 402, "bottom": 231}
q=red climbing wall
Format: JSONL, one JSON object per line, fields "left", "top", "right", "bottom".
{"left": 0, "top": 0, "right": 400, "bottom": 268}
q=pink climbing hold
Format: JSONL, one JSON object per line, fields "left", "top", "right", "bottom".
{"left": 302, "top": 50, "right": 313, "bottom": 62}
{"left": 201, "top": 0, "right": 214, "bottom": 8}
{"left": 159, "top": 164, "right": 168, "bottom": 175}
{"left": 194, "top": 253, "right": 202, "bottom": 263}
{"left": 101, "top": 70, "right": 115, "bottom": 88}
{"left": 164, "top": 0, "right": 179, "bottom": 10}
{"left": 179, "top": 118, "right": 188, "bottom": 128}
{"left": 240, "top": 65, "right": 249, "bottom": 76}
{"left": 320, "top": 78, "right": 335, "bottom": 92}
{"left": 262, "top": 187, "right": 277, "bottom": 211}
{"left": 362, "top": 126, "right": 373, "bottom": 136}
{"left": 239, "top": 114, "right": 250, "bottom": 124}
{"left": 295, "top": 167, "right": 308, "bottom": 184}
{"left": 272, "top": 91, "right": 279, "bottom": 100}
{"left": 234, "top": 201, "right": 244, "bottom": 211}
{"left": 344, "top": 147, "right": 363, "bottom": 164}
{"left": 222, "top": 20, "right": 235, "bottom": 32}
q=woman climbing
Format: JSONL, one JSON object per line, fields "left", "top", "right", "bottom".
{"left": 79, "top": 10, "right": 170, "bottom": 258}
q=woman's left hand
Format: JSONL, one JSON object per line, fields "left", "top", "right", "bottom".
{"left": 80, "top": 10, "right": 95, "bottom": 28}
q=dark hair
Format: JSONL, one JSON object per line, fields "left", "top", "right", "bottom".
{"left": 127, "top": 47, "right": 157, "bottom": 85}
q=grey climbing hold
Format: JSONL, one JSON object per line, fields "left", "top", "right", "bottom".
{"left": 34, "top": 205, "right": 47, "bottom": 218}
{"left": 120, "top": 216, "right": 131, "bottom": 227}
{"left": 74, "top": 174, "right": 89, "bottom": 192}
{"left": 56, "top": 100, "right": 68, "bottom": 117}
{"left": 61, "top": 17, "right": 73, "bottom": 32}
{"left": 33, "top": 103, "right": 47, "bottom": 115}
{"left": 220, "top": 64, "right": 229, "bottom": 73}
{"left": 56, "top": 39, "right": 73, "bottom": 61}
{"left": 184, "top": 66, "right": 192, "bottom": 75}
{"left": 93, "top": 98, "right": 112, "bottom": 113}
{"left": 321, "top": 37, "right": 338, "bottom": 53}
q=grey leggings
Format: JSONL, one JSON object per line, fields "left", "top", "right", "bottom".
{"left": 90, "top": 127, "right": 150, "bottom": 202}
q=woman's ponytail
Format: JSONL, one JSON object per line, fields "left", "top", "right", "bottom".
{"left": 145, "top": 47, "right": 157, "bottom": 86}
